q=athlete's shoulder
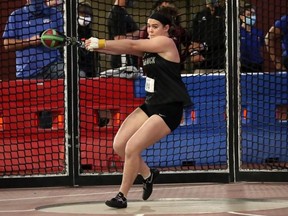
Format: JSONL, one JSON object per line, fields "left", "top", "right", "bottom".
{"left": 152, "top": 36, "right": 173, "bottom": 42}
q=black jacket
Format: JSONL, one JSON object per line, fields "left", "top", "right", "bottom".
{"left": 190, "top": 6, "right": 226, "bottom": 69}
{"left": 78, "top": 25, "right": 100, "bottom": 77}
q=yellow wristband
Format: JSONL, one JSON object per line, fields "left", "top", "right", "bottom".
{"left": 98, "top": 39, "right": 106, "bottom": 48}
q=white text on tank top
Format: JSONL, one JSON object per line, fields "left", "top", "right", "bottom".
{"left": 143, "top": 56, "right": 156, "bottom": 93}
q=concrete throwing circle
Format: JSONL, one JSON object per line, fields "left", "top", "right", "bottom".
{"left": 36, "top": 198, "right": 288, "bottom": 215}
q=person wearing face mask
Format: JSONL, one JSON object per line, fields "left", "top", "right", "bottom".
{"left": 239, "top": 3, "right": 264, "bottom": 73}
{"left": 77, "top": 0, "right": 100, "bottom": 77}
{"left": 2, "top": 0, "right": 64, "bottom": 79}
{"left": 189, "top": 0, "right": 226, "bottom": 72}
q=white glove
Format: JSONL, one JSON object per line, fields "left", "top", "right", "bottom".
{"left": 86, "top": 37, "right": 106, "bottom": 51}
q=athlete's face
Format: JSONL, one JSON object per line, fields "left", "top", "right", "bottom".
{"left": 147, "top": 18, "right": 169, "bottom": 39}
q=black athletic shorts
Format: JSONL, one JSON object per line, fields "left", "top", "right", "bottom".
{"left": 139, "top": 102, "right": 184, "bottom": 131}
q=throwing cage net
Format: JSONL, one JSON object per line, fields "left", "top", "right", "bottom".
{"left": 238, "top": 0, "right": 288, "bottom": 170}
{"left": 0, "top": 0, "right": 287, "bottom": 182}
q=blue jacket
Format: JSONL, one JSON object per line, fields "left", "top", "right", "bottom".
{"left": 275, "top": 15, "right": 288, "bottom": 57}
{"left": 2, "top": 5, "right": 64, "bottom": 78}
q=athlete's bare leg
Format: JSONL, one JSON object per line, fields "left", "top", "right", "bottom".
{"left": 113, "top": 108, "right": 151, "bottom": 177}
{"left": 117, "top": 113, "right": 171, "bottom": 197}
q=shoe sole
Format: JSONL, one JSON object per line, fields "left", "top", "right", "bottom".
{"left": 105, "top": 201, "right": 127, "bottom": 208}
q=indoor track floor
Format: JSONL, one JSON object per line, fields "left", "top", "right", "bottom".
{"left": 0, "top": 182, "right": 288, "bottom": 216}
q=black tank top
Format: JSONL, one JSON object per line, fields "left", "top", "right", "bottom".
{"left": 142, "top": 53, "right": 191, "bottom": 106}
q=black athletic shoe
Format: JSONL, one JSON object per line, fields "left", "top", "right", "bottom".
{"left": 142, "top": 168, "right": 160, "bottom": 200}
{"left": 105, "top": 192, "right": 127, "bottom": 208}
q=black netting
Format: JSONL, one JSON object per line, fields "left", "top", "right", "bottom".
{"left": 239, "top": 0, "right": 288, "bottom": 170}
{"left": 0, "top": 0, "right": 287, "bottom": 179}
{"left": 0, "top": 1, "right": 66, "bottom": 176}
{"left": 77, "top": 0, "right": 229, "bottom": 174}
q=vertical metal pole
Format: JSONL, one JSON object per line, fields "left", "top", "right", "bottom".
{"left": 65, "top": 0, "right": 80, "bottom": 186}
{"left": 185, "top": 0, "right": 192, "bottom": 72}
{"left": 226, "top": 0, "right": 240, "bottom": 182}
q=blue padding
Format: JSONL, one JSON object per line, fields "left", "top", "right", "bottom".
{"left": 134, "top": 74, "right": 226, "bottom": 98}
{"left": 143, "top": 128, "right": 228, "bottom": 167}
{"left": 136, "top": 73, "right": 288, "bottom": 166}
{"left": 241, "top": 72, "right": 288, "bottom": 126}
{"left": 240, "top": 72, "right": 288, "bottom": 164}
{"left": 241, "top": 127, "right": 288, "bottom": 163}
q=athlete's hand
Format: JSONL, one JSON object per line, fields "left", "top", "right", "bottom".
{"left": 85, "top": 37, "right": 106, "bottom": 51}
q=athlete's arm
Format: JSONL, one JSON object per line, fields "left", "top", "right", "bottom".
{"left": 86, "top": 36, "right": 177, "bottom": 60}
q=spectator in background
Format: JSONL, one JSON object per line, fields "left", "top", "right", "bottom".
{"left": 189, "top": 0, "right": 226, "bottom": 71}
{"left": 265, "top": 14, "right": 288, "bottom": 71}
{"left": 140, "top": 1, "right": 191, "bottom": 68}
{"left": 47, "top": 0, "right": 100, "bottom": 77}
{"left": 239, "top": 3, "right": 264, "bottom": 72}
{"left": 2, "top": 0, "right": 64, "bottom": 79}
{"left": 77, "top": 1, "right": 101, "bottom": 77}
{"left": 107, "top": 0, "right": 139, "bottom": 68}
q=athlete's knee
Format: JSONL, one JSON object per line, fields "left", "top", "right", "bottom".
{"left": 125, "top": 140, "right": 142, "bottom": 159}
{"left": 113, "top": 140, "right": 125, "bottom": 157}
